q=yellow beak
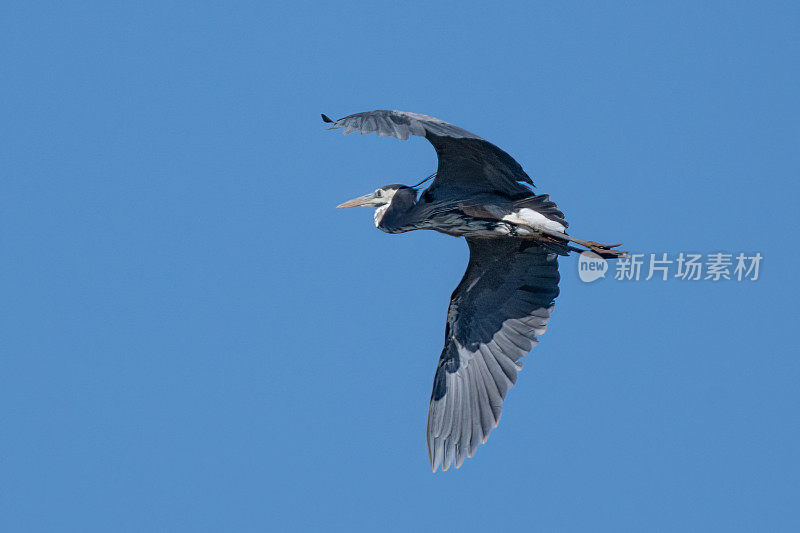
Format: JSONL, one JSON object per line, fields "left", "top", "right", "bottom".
{"left": 336, "top": 192, "right": 377, "bottom": 209}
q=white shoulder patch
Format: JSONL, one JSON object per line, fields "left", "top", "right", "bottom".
{"left": 503, "top": 208, "right": 566, "bottom": 233}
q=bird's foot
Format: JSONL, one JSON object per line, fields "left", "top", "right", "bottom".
{"left": 536, "top": 229, "right": 629, "bottom": 259}
{"left": 584, "top": 241, "right": 628, "bottom": 258}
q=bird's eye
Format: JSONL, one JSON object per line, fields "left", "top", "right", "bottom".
{"left": 375, "top": 190, "right": 382, "bottom": 197}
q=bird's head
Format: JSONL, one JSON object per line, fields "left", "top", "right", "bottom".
{"left": 336, "top": 184, "right": 409, "bottom": 209}
{"left": 337, "top": 184, "right": 419, "bottom": 230}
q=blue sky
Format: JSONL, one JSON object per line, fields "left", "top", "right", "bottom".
{"left": 2, "top": 1, "right": 799, "bottom": 531}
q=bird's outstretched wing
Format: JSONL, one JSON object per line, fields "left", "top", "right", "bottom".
{"left": 427, "top": 237, "right": 561, "bottom": 472}
{"left": 322, "top": 110, "right": 534, "bottom": 197}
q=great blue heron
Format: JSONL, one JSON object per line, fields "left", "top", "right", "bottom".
{"left": 324, "top": 110, "right": 625, "bottom": 472}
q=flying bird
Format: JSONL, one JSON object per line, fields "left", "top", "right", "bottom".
{"left": 323, "top": 110, "right": 625, "bottom": 472}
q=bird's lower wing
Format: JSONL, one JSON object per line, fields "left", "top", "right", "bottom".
{"left": 427, "top": 238, "right": 560, "bottom": 472}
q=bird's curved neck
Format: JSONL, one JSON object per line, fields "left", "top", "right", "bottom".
{"left": 374, "top": 204, "right": 391, "bottom": 227}
{"left": 376, "top": 190, "right": 418, "bottom": 233}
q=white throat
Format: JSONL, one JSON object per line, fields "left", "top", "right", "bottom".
{"left": 373, "top": 203, "right": 390, "bottom": 227}
{"left": 371, "top": 188, "right": 398, "bottom": 227}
